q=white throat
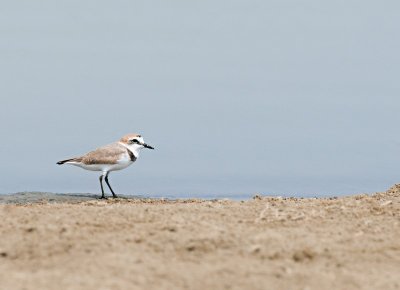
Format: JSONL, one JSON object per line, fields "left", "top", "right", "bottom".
{"left": 119, "top": 142, "right": 142, "bottom": 158}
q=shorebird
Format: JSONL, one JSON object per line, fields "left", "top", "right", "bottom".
{"left": 57, "top": 133, "right": 154, "bottom": 199}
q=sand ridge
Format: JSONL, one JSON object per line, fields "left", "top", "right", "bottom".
{"left": 0, "top": 186, "right": 399, "bottom": 290}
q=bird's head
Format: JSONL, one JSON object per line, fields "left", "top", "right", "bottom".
{"left": 120, "top": 133, "right": 154, "bottom": 151}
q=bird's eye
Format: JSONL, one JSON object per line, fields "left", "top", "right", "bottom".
{"left": 130, "top": 139, "right": 138, "bottom": 144}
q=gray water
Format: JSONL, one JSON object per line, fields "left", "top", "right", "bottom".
{"left": 1, "top": 1, "right": 400, "bottom": 198}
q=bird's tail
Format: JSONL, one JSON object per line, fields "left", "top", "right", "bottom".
{"left": 57, "top": 158, "right": 75, "bottom": 165}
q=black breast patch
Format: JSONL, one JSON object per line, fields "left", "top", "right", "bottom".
{"left": 126, "top": 149, "right": 137, "bottom": 162}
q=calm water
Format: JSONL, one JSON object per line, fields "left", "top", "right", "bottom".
{"left": 1, "top": 1, "right": 400, "bottom": 197}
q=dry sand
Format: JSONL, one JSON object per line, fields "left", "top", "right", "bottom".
{"left": 0, "top": 186, "right": 399, "bottom": 290}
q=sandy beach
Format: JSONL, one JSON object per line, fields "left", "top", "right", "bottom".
{"left": 0, "top": 186, "right": 399, "bottom": 290}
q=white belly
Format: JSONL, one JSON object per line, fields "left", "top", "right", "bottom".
{"left": 70, "top": 160, "right": 133, "bottom": 172}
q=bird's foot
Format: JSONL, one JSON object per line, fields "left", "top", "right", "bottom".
{"left": 112, "top": 194, "right": 118, "bottom": 199}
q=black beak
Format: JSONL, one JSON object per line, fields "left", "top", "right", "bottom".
{"left": 143, "top": 143, "right": 154, "bottom": 150}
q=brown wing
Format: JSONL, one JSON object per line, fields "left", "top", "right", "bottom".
{"left": 80, "top": 143, "right": 128, "bottom": 165}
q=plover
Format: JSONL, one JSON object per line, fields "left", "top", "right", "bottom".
{"left": 57, "top": 133, "right": 154, "bottom": 199}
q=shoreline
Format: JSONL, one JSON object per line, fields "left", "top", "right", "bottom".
{"left": 0, "top": 190, "right": 365, "bottom": 204}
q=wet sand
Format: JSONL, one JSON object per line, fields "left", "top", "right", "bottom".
{"left": 0, "top": 186, "right": 399, "bottom": 290}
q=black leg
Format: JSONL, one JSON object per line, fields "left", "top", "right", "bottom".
{"left": 105, "top": 173, "right": 118, "bottom": 198}
{"left": 99, "top": 175, "right": 106, "bottom": 199}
